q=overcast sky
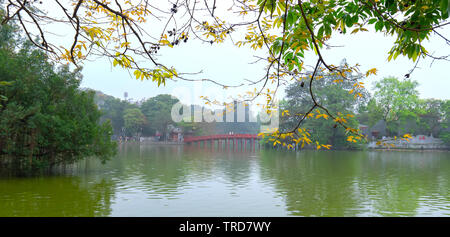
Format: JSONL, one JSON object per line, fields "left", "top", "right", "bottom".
{"left": 80, "top": 25, "right": 450, "bottom": 104}
{"left": 28, "top": 1, "right": 449, "bottom": 104}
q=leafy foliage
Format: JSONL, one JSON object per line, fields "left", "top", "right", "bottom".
{"left": 140, "top": 94, "right": 179, "bottom": 140}
{"left": 373, "top": 77, "right": 420, "bottom": 122}
{"left": 123, "top": 108, "right": 147, "bottom": 137}
{"left": 279, "top": 66, "right": 368, "bottom": 149}
{"left": 94, "top": 91, "right": 138, "bottom": 135}
{"left": 439, "top": 100, "right": 450, "bottom": 145}
{"left": 358, "top": 77, "right": 449, "bottom": 139}
{"left": 0, "top": 26, "right": 116, "bottom": 171}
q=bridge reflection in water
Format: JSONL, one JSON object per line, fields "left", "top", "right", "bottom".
{"left": 183, "top": 134, "right": 261, "bottom": 151}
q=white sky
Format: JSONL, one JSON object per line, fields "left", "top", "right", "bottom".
{"left": 80, "top": 26, "right": 450, "bottom": 104}
{"left": 12, "top": 1, "right": 449, "bottom": 104}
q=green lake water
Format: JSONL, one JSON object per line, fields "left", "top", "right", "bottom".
{"left": 1, "top": 144, "right": 449, "bottom": 216}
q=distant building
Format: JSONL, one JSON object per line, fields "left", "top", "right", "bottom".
{"left": 369, "top": 120, "right": 387, "bottom": 139}
{"left": 359, "top": 124, "right": 369, "bottom": 137}
{"left": 368, "top": 135, "right": 448, "bottom": 150}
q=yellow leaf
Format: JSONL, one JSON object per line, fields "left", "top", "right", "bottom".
{"left": 351, "top": 28, "right": 359, "bottom": 34}
{"left": 133, "top": 70, "right": 141, "bottom": 79}
{"left": 365, "top": 68, "right": 378, "bottom": 77}
{"left": 113, "top": 59, "right": 119, "bottom": 67}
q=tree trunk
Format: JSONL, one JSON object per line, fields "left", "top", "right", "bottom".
{"left": 28, "top": 128, "right": 37, "bottom": 167}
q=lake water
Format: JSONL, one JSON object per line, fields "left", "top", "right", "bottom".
{"left": 1, "top": 144, "right": 449, "bottom": 216}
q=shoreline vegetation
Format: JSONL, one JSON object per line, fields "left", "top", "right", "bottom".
{"left": 367, "top": 148, "right": 449, "bottom": 152}
{"left": 0, "top": 16, "right": 116, "bottom": 173}
{"left": 118, "top": 139, "right": 449, "bottom": 151}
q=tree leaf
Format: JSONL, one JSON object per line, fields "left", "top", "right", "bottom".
{"left": 441, "top": 0, "right": 449, "bottom": 16}
{"left": 375, "top": 21, "right": 384, "bottom": 31}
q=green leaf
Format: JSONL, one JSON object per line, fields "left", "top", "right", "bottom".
{"left": 324, "top": 24, "right": 332, "bottom": 36}
{"left": 411, "top": 45, "right": 419, "bottom": 62}
{"left": 441, "top": 0, "right": 449, "bottom": 14}
{"left": 375, "top": 21, "right": 384, "bottom": 31}
{"left": 284, "top": 52, "right": 293, "bottom": 64}
{"left": 286, "top": 11, "right": 295, "bottom": 26}
{"left": 393, "top": 50, "right": 401, "bottom": 60}
{"left": 351, "top": 15, "right": 359, "bottom": 25}
{"left": 317, "top": 26, "right": 324, "bottom": 39}
{"left": 368, "top": 19, "right": 377, "bottom": 24}
{"left": 345, "top": 16, "right": 353, "bottom": 27}
{"left": 441, "top": 0, "right": 450, "bottom": 18}
{"left": 387, "top": 52, "right": 393, "bottom": 62}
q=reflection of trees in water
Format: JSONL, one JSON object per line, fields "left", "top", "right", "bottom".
{"left": 259, "top": 150, "right": 365, "bottom": 216}
{"left": 151, "top": 145, "right": 256, "bottom": 187}
{"left": 186, "top": 146, "right": 257, "bottom": 187}
{"left": 0, "top": 176, "right": 115, "bottom": 216}
{"left": 213, "top": 151, "right": 254, "bottom": 188}
{"left": 362, "top": 151, "right": 450, "bottom": 216}
{"left": 259, "top": 150, "right": 450, "bottom": 216}
{"left": 124, "top": 145, "right": 256, "bottom": 193}
{"left": 114, "top": 144, "right": 189, "bottom": 197}
{"left": 4, "top": 145, "right": 447, "bottom": 217}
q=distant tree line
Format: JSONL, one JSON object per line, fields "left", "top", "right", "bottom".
{"left": 95, "top": 73, "right": 449, "bottom": 150}
{"left": 359, "top": 77, "right": 449, "bottom": 141}
{"left": 94, "top": 93, "right": 260, "bottom": 140}
{"left": 94, "top": 93, "right": 180, "bottom": 140}
{"left": 279, "top": 73, "right": 449, "bottom": 149}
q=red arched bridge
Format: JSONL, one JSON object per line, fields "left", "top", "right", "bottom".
{"left": 184, "top": 134, "right": 261, "bottom": 150}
